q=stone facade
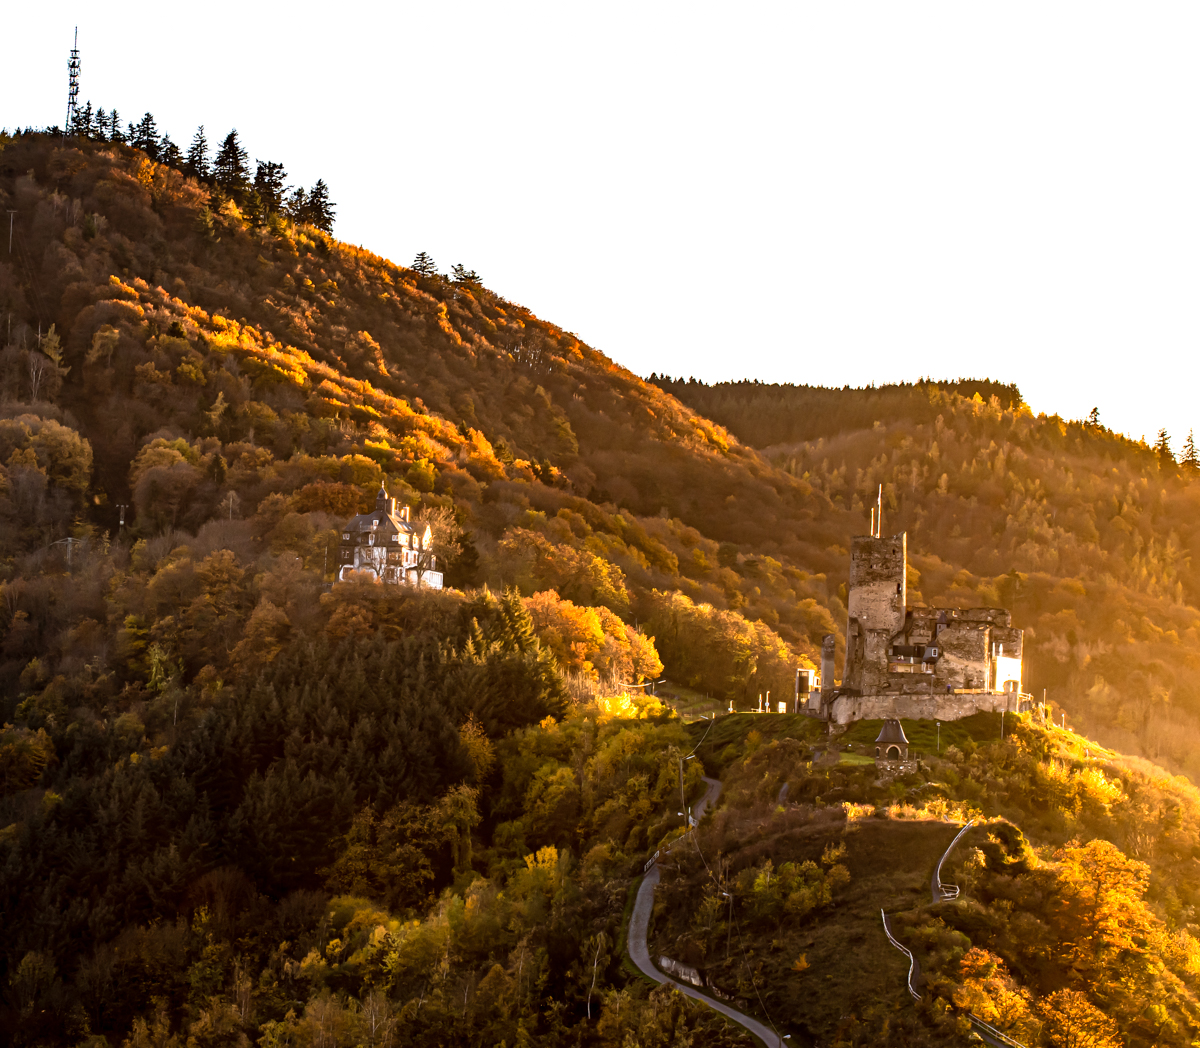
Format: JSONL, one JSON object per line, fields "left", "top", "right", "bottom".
{"left": 827, "top": 532, "right": 1024, "bottom": 725}
{"left": 337, "top": 487, "right": 443, "bottom": 589}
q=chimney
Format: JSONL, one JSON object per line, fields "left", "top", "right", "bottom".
{"left": 401, "top": 505, "right": 410, "bottom": 522}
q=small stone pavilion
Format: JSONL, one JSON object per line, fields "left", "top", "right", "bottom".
{"left": 874, "top": 719, "right": 917, "bottom": 776}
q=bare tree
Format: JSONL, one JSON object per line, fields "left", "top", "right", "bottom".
{"left": 27, "top": 352, "right": 50, "bottom": 401}
{"left": 413, "top": 505, "right": 462, "bottom": 585}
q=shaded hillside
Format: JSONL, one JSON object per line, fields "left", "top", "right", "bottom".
{"left": 653, "top": 377, "right": 1200, "bottom": 781}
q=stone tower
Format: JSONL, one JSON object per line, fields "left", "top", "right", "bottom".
{"left": 843, "top": 532, "right": 906, "bottom": 692}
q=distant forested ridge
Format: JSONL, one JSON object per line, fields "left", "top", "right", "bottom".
{"left": 648, "top": 376, "right": 1024, "bottom": 446}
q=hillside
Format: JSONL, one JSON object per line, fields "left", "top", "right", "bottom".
{"left": 0, "top": 133, "right": 867, "bottom": 711}
{"left": 0, "top": 129, "right": 846, "bottom": 1046}
{"left": 1, "top": 127, "right": 1199, "bottom": 1046}
{"left": 647, "top": 711, "right": 1200, "bottom": 1047}
{"left": 653, "top": 377, "right": 1200, "bottom": 781}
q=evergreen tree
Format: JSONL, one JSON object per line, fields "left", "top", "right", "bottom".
{"left": 109, "top": 109, "right": 124, "bottom": 142}
{"left": 1086, "top": 406, "right": 1100, "bottom": 427}
{"left": 131, "top": 113, "right": 160, "bottom": 159}
{"left": 71, "top": 101, "right": 94, "bottom": 139}
{"left": 213, "top": 130, "right": 250, "bottom": 198}
{"left": 284, "top": 186, "right": 309, "bottom": 223}
{"left": 307, "top": 179, "right": 335, "bottom": 232}
{"left": 253, "top": 161, "right": 288, "bottom": 214}
{"left": 94, "top": 107, "right": 108, "bottom": 141}
{"left": 159, "top": 134, "right": 182, "bottom": 169}
{"left": 452, "top": 264, "right": 481, "bottom": 284}
{"left": 186, "top": 126, "right": 210, "bottom": 179}
{"left": 1154, "top": 428, "right": 1174, "bottom": 467}
{"left": 412, "top": 251, "right": 438, "bottom": 277}
{"left": 1182, "top": 429, "right": 1199, "bottom": 475}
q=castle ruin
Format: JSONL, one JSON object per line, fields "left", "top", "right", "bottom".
{"left": 820, "top": 532, "right": 1027, "bottom": 724}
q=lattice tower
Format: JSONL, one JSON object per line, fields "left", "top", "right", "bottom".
{"left": 64, "top": 28, "right": 80, "bottom": 139}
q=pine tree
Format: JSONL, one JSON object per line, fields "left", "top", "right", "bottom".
{"left": 1086, "top": 406, "right": 1100, "bottom": 427}
{"left": 307, "top": 179, "right": 335, "bottom": 232}
{"left": 1154, "top": 428, "right": 1174, "bottom": 467}
{"left": 213, "top": 130, "right": 250, "bottom": 198}
{"left": 284, "top": 186, "right": 309, "bottom": 223}
{"left": 186, "top": 126, "right": 210, "bottom": 179}
{"left": 131, "top": 113, "right": 160, "bottom": 159}
{"left": 451, "top": 264, "right": 481, "bottom": 284}
{"left": 71, "top": 101, "right": 94, "bottom": 139}
{"left": 158, "top": 135, "right": 182, "bottom": 169}
{"left": 253, "top": 161, "right": 288, "bottom": 214}
{"left": 109, "top": 110, "right": 124, "bottom": 142}
{"left": 412, "top": 251, "right": 437, "bottom": 277}
{"left": 1182, "top": 430, "right": 1199, "bottom": 475}
{"left": 94, "top": 108, "right": 108, "bottom": 141}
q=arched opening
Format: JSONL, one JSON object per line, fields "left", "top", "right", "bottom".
{"left": 886, "top": 745, "right": 901, "bottom": 760}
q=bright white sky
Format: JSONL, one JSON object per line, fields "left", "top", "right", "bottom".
{"left": 5, "top": 5, "right": 1199, "bottom": 450}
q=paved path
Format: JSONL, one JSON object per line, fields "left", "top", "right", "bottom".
{"left": 627, "top": 778, "right": 782, "bottom": 1047}
{"left": 931, "top": 820, "right": 974, "bottom": 904}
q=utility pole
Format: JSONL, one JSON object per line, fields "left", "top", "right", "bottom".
{"left": 7, "top": 211, "right": 15, "bottom": 254}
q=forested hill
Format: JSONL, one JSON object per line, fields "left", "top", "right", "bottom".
{"left": 653, "top": 375, "right": 1200, "bottom": 779}
{"left": 3, "top": 129, "right": 1200, "bottom": 1047}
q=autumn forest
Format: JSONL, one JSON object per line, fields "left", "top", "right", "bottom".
{"left": 1, "top": 127, "right": 1199, "bottom": 1047}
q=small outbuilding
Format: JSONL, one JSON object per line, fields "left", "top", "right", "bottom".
{"left": 874, "top": 719, "right": 909, "bottom": 761}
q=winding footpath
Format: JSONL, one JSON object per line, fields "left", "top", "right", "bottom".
{"left": 627, "top": 776, "right": 781, "bottom": 1047}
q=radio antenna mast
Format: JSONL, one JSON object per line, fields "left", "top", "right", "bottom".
{"left": 64, "top": 28, "right": 80, "bottom": 140}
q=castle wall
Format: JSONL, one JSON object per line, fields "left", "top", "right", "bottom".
{"left": 830, "top": 690, "right": 1017, "bottom": 725}
{"left": 932, "top": 621, "right": 990, "bottom": 689}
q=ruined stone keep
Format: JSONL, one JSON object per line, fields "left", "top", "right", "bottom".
{"left": 337, "top": 486, "right": 444, "bottom": 589}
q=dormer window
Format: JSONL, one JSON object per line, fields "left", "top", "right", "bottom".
{"left": 342, "top": 533, "right": 349, "bottom": 540}
{"left": 373, "top": 519, "right": 380, "bottom": 526}
{"left": 392, "top": 534, "right": 400, "bottom": 542}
